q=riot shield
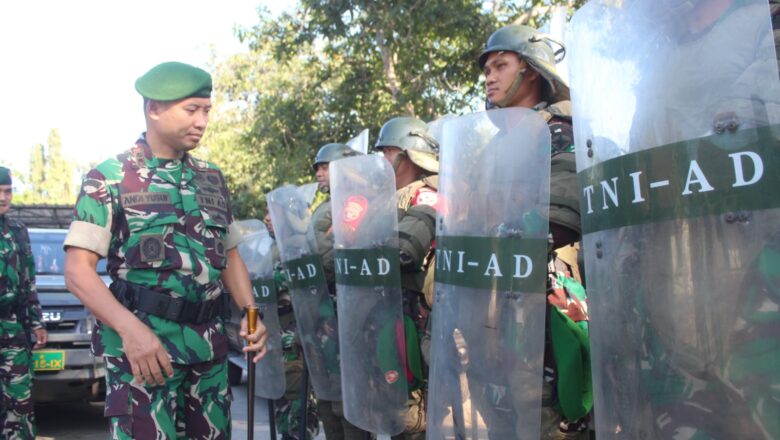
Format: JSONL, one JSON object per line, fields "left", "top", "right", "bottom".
{"left": 346, "top": 128, "right": 370, "bottom": 154}
{"left": 570, "top": 1, "right": 780, "bottom": 438}
{"left": 267, "top": 185, "right": 342, "bottom": 401}
{"left": 297, "top": 182, "right": 319, "bottom": 207}
{"left": 236, "top": 220, "right": 286, "bottom": 400}
{"left": 329, "top": 155, "right": 408, "bottom": 435}
{"left": 428, "top": 114, "right": 457, "bottom": 144}
{"left": 426, "top": 108, "right": 552, "bottom": 439}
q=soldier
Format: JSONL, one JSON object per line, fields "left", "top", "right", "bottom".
{"left": 62, "top": 62, "right": 268, "bottom": 439}
{"left": 479, "top": 25, "right": 591, "bottom": 438}
{"left": 264, "top": 212, "right": 320, "bottom": 440}
{"left": 0, "top": 166, "right": 47, "bottom": 439}
{"left": 373, "top": 117, "right": 440, "bottom": 440}
{"left": 309, "top": 143, "right": 371, "bottom": 440}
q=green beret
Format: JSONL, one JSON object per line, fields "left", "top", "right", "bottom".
{"left": 135, "top": 62, "right": 212, "bottom": 101}
{"left": 0, "top": 167, "right": 11, "bottom": 186}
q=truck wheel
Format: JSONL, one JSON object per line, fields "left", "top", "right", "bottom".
{"left": 228, "top": 362, "right": 243, "bottom": 386}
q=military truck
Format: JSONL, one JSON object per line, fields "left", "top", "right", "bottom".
{"left": 8, "top": 205, "right": 106, "bottom": 402}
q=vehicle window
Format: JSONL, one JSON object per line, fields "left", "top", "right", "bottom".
{"left": 29, "top": 231, "right": 108, "bottom": 275}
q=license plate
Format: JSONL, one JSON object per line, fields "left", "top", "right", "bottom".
{"left": 33, "top": 350, "right": 66, "bottom": 371}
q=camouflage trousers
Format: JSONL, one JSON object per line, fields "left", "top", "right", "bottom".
{"left": 0, "top": 344, "right": 34, "bottom": 440}
{"left": 273, "top": 358, "right": 319, "bottom": 440}
{"left": 104, "top": 355, "right": 231, "bottom": 440}
{"left": 318, "top": 399, "right": 373, "bottom": 440}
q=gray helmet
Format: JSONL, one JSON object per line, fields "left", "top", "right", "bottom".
{"left": 374, "top": 117, "right": 439, "bottom": 174}
{"left": 479, "top": 24, "right": 569, "bottom": 104}
{"left": 313, "top": 143, "right": 360, "bottom": 171}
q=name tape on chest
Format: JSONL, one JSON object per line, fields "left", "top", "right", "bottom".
{"left": 122, "top": 192, "right": 172, "bottom": 208}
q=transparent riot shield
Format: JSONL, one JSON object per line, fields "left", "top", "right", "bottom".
{"left": 570, "top": 1, "right": 780, "bottom": 438}
{"left": 428, "top": 114, "right": 457, "bottom": 145}
{"left": 267, "top": 185, "right": 342, "bottom": 401}
{"left": 236, "top": 219, "right": 286, "bottom": 400}
{"left": 329, "top": 155, "right": 407, "bottom": 435}
{"left": 346, "top": 129, "right": 370, "bottom": 154}
{"left": 427, "top": 108, "right": 552, "bottom": 439}
{"left": 297, "top": 182, "right": 319, "bottom": 207}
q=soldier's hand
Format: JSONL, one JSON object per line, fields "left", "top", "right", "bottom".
{"left": 240, "top": 315, "right": 269, "bottom": 363}
{"left": 120, "top": 320, "right": 174, "bottom": 386}
{"left": 33, "top": 328, "right": 48, "bottom": 349}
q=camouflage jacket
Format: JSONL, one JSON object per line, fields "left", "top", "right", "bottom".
{"left": 65, "top": 135, "right": 241, "bottom": 364}
{"left": 0, "top": 216, "right": 42, "bottom": 343}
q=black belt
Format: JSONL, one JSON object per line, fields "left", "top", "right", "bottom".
{"left": 109, "top": 279, "right": 230, "bottom": 325}
{"left": 0, "top": 304, "right": 14, "bottom": 319}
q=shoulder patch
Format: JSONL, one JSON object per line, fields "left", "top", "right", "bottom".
{"left": 342, "top": 195, "right": 368, "bottom": 231}
{"left": 412, "top": 187, "right": 438, "bottom": 208}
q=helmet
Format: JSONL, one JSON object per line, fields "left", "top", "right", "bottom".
{"left": 374, "top": 117, "right": 439, "bottom": 174}
{"left": 313, "top": 142, "right": 361, "bottom": 194}
{"left": 479, "top": 24, "right": 570, "bottom": 104}
{"left": 313, "top": 143, "right": 360, "bottom": 171}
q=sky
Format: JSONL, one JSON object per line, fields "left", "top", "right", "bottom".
{"left": 0, "top": 0, "right": 291, "bottom": 177}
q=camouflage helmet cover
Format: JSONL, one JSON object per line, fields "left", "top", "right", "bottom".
{"left": 313, "top": 143, "right": 361, "bottom": 171}
{"left": 479, "top": 24, "right": 570, "bottom": 103}
{"left": 375, "top": 116, "right": 440, "bottom": 174}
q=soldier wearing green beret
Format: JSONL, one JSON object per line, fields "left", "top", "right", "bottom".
{"left": 0, "top": 167, "right": 47, "bottom": 439}
{"left": 63, "top": 62, "right": 268, "bottom": 439}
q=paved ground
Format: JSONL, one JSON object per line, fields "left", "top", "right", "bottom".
{"left": 34, "top": 374, "right": 328, "bottom": 440}
{"left": 35, "top": 400, "right": 106, "bottom": 440}
{"left": 33, "top": 369, "right": 400, "bottom": 439}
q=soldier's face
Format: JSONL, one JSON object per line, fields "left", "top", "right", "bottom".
{"left": 148, "top": 97, "right": 211, "bottom": 155}
{"left": 314, "top": 163, "right": 330, "bottom": 190}
{"left": 0, "top": 185, "right": 12, "bottom": 215}
{"left": 484, "top": 52, "right": 536, "bottom": 108}
{"left": 380, "top": 146, "right": 403, "bottom": 167}
{"left": 263, "top": 213, "right": 274, "bottom": 235}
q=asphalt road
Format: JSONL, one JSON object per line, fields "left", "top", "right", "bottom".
{"left": 34, "top": 376, "right": 329, "bottom": 440}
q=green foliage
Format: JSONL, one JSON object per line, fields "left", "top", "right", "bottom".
{"left": 15, "top": 129, "right": 77, "bottom": 205}
{"left": 204, "top": 0, "right": 583, "bottom": 218}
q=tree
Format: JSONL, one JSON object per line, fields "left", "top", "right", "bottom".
{"left": 204, "top": 0, "right": 584, "bottom": 218}
{"left": 15, "top": 129, "right": 77, "bottom": 205}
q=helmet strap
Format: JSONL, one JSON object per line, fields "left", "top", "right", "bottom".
{"left": 391, "top": 151, "right": 406, "bottom": 174}
{"left": 494, "top": 68, "right": 526, "bottom": 108}
{"left": 392, "top": 150, "right": 406, "bottom": 177}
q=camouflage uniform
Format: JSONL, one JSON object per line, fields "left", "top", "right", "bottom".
{"left": 64, "top": 136, "right": 241, "bottom": 439}
{"left": 271, "top": 242, "right": 320, "bottom": 440}
{"left": 0, "top": 215, "right": 42, "bottom": 440}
